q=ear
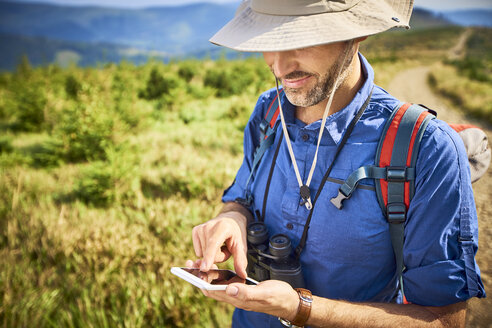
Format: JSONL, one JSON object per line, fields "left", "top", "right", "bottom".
{"left": 355, "top": 36, "right": 368, "bottom": 43}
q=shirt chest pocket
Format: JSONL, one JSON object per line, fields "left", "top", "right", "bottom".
{"left": 305, "top": 183, "right": 392, "bottom": 265}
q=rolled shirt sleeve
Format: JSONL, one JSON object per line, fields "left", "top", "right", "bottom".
{"left": 403, "top": 119, "right": 485, "bottom": 306}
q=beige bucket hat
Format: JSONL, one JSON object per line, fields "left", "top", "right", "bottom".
{"left": 210, "top": 0, "right": 414, "bottom": 52}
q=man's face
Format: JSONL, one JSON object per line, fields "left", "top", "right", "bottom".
{"left": 263, "top": 41, "right": 355, "bottom": 108}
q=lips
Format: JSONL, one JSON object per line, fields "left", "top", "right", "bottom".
{"left": 282, "top": 75, "right": 313, "bottom": 88}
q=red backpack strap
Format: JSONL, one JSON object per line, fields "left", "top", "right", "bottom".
{"left": 375, "top": 103, "right": 434, "bottom": 210}
{"left": 259, "top": 90, "right": 283, "bottom": 140}
{"left": 238, "top": 90, "right": 283, "bottom": 208}
{"left": 375, "top": 102, "right": 435, "bottom": 303}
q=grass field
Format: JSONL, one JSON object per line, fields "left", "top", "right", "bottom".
{"left": 0, "top": 26, "right": 490, "bottom": 327}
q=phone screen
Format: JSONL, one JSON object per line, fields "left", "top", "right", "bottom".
{"left": 182, "top": 268, "right": 257, "bottom": 285}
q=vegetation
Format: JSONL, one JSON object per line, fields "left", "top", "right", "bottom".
{"left": 0, "top": 55, "right": 270, "bottom": 327}
{"left": 428, "top": 28, "right": 492, "bottom": 124}
{"left": 0, "top": 26, "right": 490, "bottom": 327}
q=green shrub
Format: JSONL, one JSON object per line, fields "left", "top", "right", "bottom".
{"left": 53, "top": 103, "right": 117, "bottom": 162}
{"left": 72, "top": 146, "right": 141, "bottom": 207}
{"left": 203, "top": 68, "right": 230, "bottom": 97}
{"left": 112, "top": 71, "right": 145, "bottom": 129}
{"left": 0, "top": 136, "right": 13, "bottom": 154}
{"left": 204, "top": 62, "right": 257, "bottom": 98}
{"left": 185, "top": 83, "right": 214, "bottom": 100}
{"left": 11, "top": 82, "right": 47, "bottom": 132}
{"left": 65, "top": 74, "right": 82, "bottom": 99}
{"left": 73, "top": 161, "right": 115, "bottom": 206}
{"left": 448, "top": 57, "right": 491, "bottom": 83}
{"left": 178, "top": 61, "right": 199, "bottom": 82}
{"left": 139, "top": 68, "right": 182, "bottom": 100}
{"left": 26, "top": 140, "right": 65, "bottom": 168}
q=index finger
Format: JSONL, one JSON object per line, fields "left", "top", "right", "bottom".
{"left": 201, "top": 234, "right": 227, "bottom": 271}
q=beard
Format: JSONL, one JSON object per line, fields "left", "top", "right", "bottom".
{"left": 281, "top": 43, "right": 356, "bottom": 108}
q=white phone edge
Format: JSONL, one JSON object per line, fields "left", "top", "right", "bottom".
{"left": 170, "top": 267, "right": 228, "bottom": 290}
{"left": 170, "top": 267, "right": 259, "bottom": 290}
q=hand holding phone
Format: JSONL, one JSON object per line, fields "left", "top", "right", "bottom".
{"left": 171, "top": 267, "right": 258, "bottom": 290}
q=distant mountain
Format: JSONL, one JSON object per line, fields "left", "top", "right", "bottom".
{"left": 442, "top": 9, "right": 492, "bottom": 27}
{"left": 409, "top": 8, "right": 453, "bottom": 29}
{"left": 0, "top": 33, "right": 157, "bottom": 70}
{"left": 0, "top": 0, "right": 237, "bottom": 54}
{"left": 0, "top": 1, "right": 477, "bottom": 71}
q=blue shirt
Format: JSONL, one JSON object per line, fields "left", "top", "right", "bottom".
{"left": 222, "top": 54, "right": 485, "bottom": 327}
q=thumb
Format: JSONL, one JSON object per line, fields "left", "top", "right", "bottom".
{"left": 226, "top": 284, "right": 240, "bottom": 297}
{"left": 226, "top": 282, "right": 254, "bottom": 298}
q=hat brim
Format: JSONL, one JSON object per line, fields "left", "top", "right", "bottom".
{"left": 210, "top": 0, "right": 413, "bottom": 52}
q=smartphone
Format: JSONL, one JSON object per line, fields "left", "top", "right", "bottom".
{"left": 170, "top": 267, "right": 259, "bottom": 290}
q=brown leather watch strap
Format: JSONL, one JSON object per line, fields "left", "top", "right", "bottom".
{"left": 291, "top": 288, "right": 313, "bottom": 327}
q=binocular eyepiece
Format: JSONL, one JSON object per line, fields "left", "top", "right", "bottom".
{"left": 246, "top": 222, "right": 305, "bottom": 288}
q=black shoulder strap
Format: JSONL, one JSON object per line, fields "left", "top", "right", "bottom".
{"left": 238, "top": 92, "right": 282, "bottom": 208}
{"left": 330, "top": 103, "right": 435, "bottom": 303}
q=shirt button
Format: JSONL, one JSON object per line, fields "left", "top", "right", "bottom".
{"left": 301, "top": 134, "right": 309, "bottom": 141}
{"left": 286, "top": 223, "right": 294, "bottom": 230}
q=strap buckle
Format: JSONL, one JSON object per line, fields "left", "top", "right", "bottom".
{"left": 259, "top": 119, "right": 269, "bottom": 137}
{"left": 387, "top": 203, "right": 406, "bottom": 223}
{"left": 458, "top": 235, "right": 473, "bottom": 242}
{"left": 330, "top": 189, "right": 350, "bottom": 210}
{"left": 235, "top": 195, "right": 253, "bottom": 208}
{"left": 386, "top": 167, "right": 407, "bottom": 182}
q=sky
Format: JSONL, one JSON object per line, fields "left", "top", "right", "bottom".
{"left": 8, "top": 0, "right": 492, "bottom": 11}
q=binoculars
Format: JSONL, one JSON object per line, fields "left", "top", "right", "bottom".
{"left": 246, "top": 222, "right": 305, "bottom": 288}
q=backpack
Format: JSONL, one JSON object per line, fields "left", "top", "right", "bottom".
{"left": 249, "top": 96, "right": 491, "bottom": 303}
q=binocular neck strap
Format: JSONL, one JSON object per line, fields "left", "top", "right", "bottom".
{"left": 295, "top": 87, "right": 373, "bottom": 259}
{"left": 274, "top": 41, "right": 355, "bottom": 211}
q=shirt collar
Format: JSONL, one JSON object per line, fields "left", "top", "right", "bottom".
{"left": 277, "top": 52, "right": 374, "bottom": 145}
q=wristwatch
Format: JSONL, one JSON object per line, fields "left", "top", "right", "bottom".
{"left": 278, "top": 288, "right": 313, "bottom": 328}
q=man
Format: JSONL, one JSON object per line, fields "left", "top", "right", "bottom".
{"left": 188, "top": 0, "right": 485, "bottom": 327}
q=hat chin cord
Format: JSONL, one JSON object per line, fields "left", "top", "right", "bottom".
{"left": 274, "top": 41, "right": 354, "bottom": 210}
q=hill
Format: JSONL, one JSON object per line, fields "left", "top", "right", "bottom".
{"left": 0, "top": 33, "right": 157, "bottom": 70}
{"left": 443, "top": 9, "right": 492, "bottom": 27}
{"left": 0, "top": 1, "right": 460, "bottom": 71}
{"left": 0, "top": 1, "right": 237, "bottom": 53}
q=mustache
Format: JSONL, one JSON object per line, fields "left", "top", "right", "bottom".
{"left": 271, "top": 69, "right": 314, "bottom": 80}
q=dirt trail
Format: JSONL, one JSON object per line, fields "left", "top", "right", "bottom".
{"left": 386, "top": 67, "right": 492, "bottom": 328}
{"left": 448, "top": 28, "right": 472, "bottom": 60}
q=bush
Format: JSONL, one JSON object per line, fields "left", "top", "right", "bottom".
{"left": 73, "top": 161, "right": 115, "bottom": 206}
{"left": 26, "top": 140, "right": 65, "bottom": 168}
{"left": 112, "top": 71, "right": 146, "bottom": 129}
{"left": 178, "top": 61, "right": 199, "bottom": 82}
{"left": 139, "top": 68, "right": 182, "bottom": 101}
{"left": 448, "top": 57, "right": 490, "bottom": 83}
{"left": 65, "top": 74, "right": 82, "bottom": 99}
{"left": 53, "top": 103, "right": 117, "bottom": 162}
{"left": 203, "top": 62, "right": 257, "bottom": 98}
{"left": 0, "top": 136, "right": 13, "bottom": 154}
{"left": 72, "top": 146, "right": 141, "bottom": 207}
{"left": 11, "top": 82, "right": 47, "bottom": 132}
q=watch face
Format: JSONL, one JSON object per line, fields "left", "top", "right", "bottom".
{"left": 300, "top": 294, "right": 313, "bottom": 302}
{"left": 297, "top": 288, "right": 313, "bottom": 302}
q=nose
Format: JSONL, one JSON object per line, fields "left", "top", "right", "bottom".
{"left": 263, "top": 51, "right": 298, "bottom": 79}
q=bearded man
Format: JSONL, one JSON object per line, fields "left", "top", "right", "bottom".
{"left": 188, "top": 1, "right": 485, "bottom": 327}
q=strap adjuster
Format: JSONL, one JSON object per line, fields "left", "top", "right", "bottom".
{"left": 458, "top": 236, "right": 473, "bottom": 242}
{"left": 386, "top": 167, "right": 407, "bottom": 182}
{"left": 235, "top": 196, "right": 253, "bottom": 208}
{"left": 259, "top": 119, "right": 269, "bottom": 136}
{"left": 387, "top": 203, "right": 406, "bottom": 223}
